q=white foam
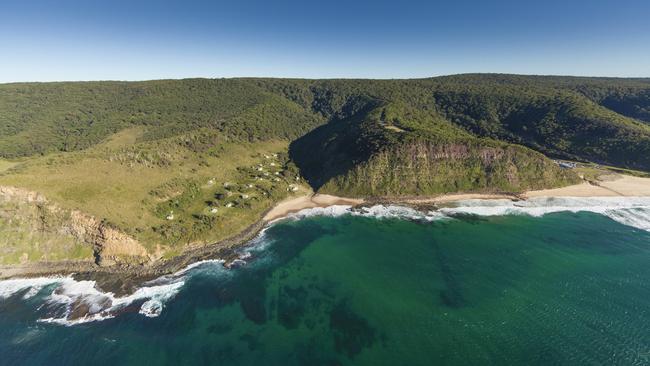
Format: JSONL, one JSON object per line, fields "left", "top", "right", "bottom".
{"left": 139, "top": 299, "right": 163, "bottom": 317}
{"left": 0, "top": 274, "right": 186, "bottom": 326}
{"left": 38, "top": 312, "right": 115, "bottom": 325}
{"left": 4, "top": 196, "right": 649, "bottom": 326}
{"left": 281, "top": 204, "right": 353, "bottom": 221}
{"left": 0, "top": 238, "right": 261, "bottom": 326}
{"left": 0, "top": 249, "right": 242, "bottom": 326}
{"left": 352, "top": 205, "right": 446, "bottom": 221}
{"left": 441, "top": 196, "right": 650, "bottom": 231}
{"left": 36, "top": 277, "right": 186, "bottom": 325}
{"left": 272, "top": 197, "right": 650, "bottom": 232}
{"left": 174, "top": 259, "right": 225, "bottom": 276}
{"left": 283, "top": 204, "right": 446, "bottom": 222}
{"left": 0, "top": 277, "right": 67, "bottom": 300}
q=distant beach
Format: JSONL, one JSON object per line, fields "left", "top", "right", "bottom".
{"left": 263, "top": 194, "right": 364, "bottom": 222}
{"left": 4, "top": 172, "right": 650, "bottom": 296}
{"left": 263, "top": 173, "right": 650, "bottom": 223}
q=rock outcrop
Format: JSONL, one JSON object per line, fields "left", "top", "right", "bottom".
{"left": 0, "top": 186, "right": 149, "bottom": 266}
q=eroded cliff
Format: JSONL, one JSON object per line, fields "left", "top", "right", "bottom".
{"left": 0, "top": 186, "right": 149, "bottom": 266}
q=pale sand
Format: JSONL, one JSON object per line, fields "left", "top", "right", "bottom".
{"left": 263, "top": 194, "right": 364, "bottom": 222}
{"left": 404, "top": 193, "right": 516, "bottom": 204}
{"left": 525, "top": 175, "right": 650, "bottom": 198}
{"left": 263, "top": 174, "right": 650, "bottom": 222}
{"left": 523, "top": 182, "right": 618, "bottom": 198}
{"left": 417, "top": 175, "right": 650, "bottom": 203}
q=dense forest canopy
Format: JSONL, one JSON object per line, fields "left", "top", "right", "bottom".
{"left": 1, "top": 74, "right": 650, "bottom": 171}
{"left": 2, "top": 74, "right": 650, "bottom": 263}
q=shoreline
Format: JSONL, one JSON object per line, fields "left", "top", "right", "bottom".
{"left": 2, "top": 173, "right": 650, "bottom": 294}
{"left": 263, "top": 194, "right": 364, "bottom": 222}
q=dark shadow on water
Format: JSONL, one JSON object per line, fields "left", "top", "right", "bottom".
{"left": 444, "top": 212, "right": 489, "bottom": 224}
{"left": 329, "top": 300, "right": 378, "bottom": 358}
{"left": 169, "top": 220, "right": 340, "bottom": 327}
{"left": 277, "top": 285, "right": 309, "bottom": 329}
{"left": 206, "top": 322, "right": 233, "bottom": 335}
{"left": 431, "top": 239, "right": 467, "bottom": 308}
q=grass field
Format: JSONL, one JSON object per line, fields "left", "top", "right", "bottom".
{"left": 2, "top": 75, "right": 649, "bottom": 264}
{"left": 0, "top": 160, "right": 19, "bottom": 174}
{"left": 0, "top": 127, "right": 309, "bottom": 262}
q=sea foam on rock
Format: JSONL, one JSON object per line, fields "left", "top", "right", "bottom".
{"left": 0, "top": 275, "right": 186, "bottom": 326}
{"left": 3, "top": 196, "right": 649, "bottom": 326}
{"left": 38, "top": 278, "right": 186, "bottom": 325}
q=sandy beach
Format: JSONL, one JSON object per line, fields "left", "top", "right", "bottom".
{"left": 414, "top": 175, "right": 650, "bottom": 203}
{"left": 525, "top": 174, "right": 650, "bottom": 197}
{"left": 263, "top": 194, "right": 364, "bottom": 222}
{"left": 264, "top": 174, "right": 650, "bottom": 222}
{"left": 6, "top": 173, "right": 650, "bottom": 292}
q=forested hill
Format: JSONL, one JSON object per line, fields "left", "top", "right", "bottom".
{"left": 2, "top": 74, "right": 650, "bottom": 264}
{"left": 2, "top": 74, "right": 650, "bottom": 171}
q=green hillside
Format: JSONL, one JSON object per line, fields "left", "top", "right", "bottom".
{"left": 0, "top": 79, "right": 323, "bottom": 158}
{"left": 1, "top": 74, "right": 650, "bottom": 264}
{"left": 291, "top": 102, "right": 578, "bottom": 196}
{"left": 2, "top": 75, "right": 650, "bottom": 169}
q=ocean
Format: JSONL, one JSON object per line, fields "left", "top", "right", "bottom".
{"left": 1, "top": 197, "right": 650, "bottom": 365}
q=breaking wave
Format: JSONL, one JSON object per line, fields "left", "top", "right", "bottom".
{"left": 2, "top": 196, "right": 649, "bottom": 326}
{"left": 282, "top": 197, "right": 650, "bottom": 232}
{"left": 0, "top": 228, "right": 278, "bottom": 326}
{"left": 0, "top": 261, "right": 233, "bottom": 326}
{"left": 0, "top": 275, "right": 186, "bottom": 325}
{"left": 284, "top": 204, "right": 447, "bottom": 221}
{"left": 440, "top": 197, "right": 650, "bottom": 231}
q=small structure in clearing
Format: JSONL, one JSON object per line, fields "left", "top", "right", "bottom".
{"left": 554, "top": 160, "right": 577, "bottom": 169}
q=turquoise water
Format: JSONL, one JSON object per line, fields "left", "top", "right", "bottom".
{"left": 2, "top": 206, "right": 650, "bottom": 365}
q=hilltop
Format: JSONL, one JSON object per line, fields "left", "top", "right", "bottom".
{"left": 1, "top": 74, "right": 650, "bottom": 270}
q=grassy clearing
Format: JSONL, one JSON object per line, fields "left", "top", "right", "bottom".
{"left": 574, "top": 162, "right": 650, "bottom": 182}
{"left": 0, "top": 127, "right": 307, "bottom": 259}
{"left": 0, "top": 159, "right": 19, "bottom": 173}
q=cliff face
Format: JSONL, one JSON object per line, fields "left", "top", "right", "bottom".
{"left": 0, "top": 186, "right": 149, "bottom": 266}
{"left": 319, "top": 141, "right": 577, "bottom": 197}
{"left": 291, "top": 103, "right": 579, "bottom": 197}
{"left": 65, "top": 210, "right": 149, "bottom": 266}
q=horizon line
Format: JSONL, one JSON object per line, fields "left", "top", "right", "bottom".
{"left": 2, "top": 72, "right": 650, "bottom": 85}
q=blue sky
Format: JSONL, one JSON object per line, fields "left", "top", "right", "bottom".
{"left": 1, "top": 0, "right": 649, "bottom": 82}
